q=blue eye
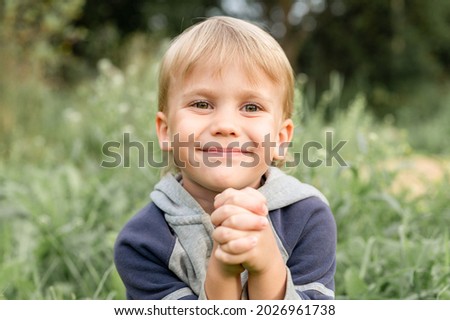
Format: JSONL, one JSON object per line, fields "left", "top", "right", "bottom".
{"left": 192, "top": 101, "right": 211, "bottom": 109}
{"left": 243, "top": 104, "right": 260, "bottom": 112}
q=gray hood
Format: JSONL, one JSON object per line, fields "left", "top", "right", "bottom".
{"left": 150, "top": 167, "right": 329, "bottom": 299}
{"left": 151, "top": 166, "right": 328, "bottom": 217}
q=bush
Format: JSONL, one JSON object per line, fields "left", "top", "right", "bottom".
{"left": 0, "top": 37, "right": 449, "bottom": 299}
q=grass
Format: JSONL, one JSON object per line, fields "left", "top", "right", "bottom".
{"left": 1, "top": 45, "right": 449, "bottom": 299}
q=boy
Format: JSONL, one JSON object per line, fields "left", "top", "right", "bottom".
{"left": 114, "top": 16, "right": 336, "bottom": 300}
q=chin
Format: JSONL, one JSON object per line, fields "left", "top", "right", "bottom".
{"left": 202, "top": 169, "right": 265, "bottom": 191}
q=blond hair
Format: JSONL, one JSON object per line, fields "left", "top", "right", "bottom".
{"left": 157, "top": 16, "right": 295, "bottom": 173}
{"left": 158, "top": 16, "right": 294, "bottom": 119}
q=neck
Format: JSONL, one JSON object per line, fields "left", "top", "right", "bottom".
{"left": 181, "top": 179, "right": 219, "bottom": 214}
{"left": 179, "top": 173, "right": 266, "bottom": 215}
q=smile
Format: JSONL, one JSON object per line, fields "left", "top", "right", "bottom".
{"left": 198, "top": 145, "right": 254, "bottom": 157}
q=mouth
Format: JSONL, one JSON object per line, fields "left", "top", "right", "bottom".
{"left": 199, "top": 144, "right": 254, "bottom": 156}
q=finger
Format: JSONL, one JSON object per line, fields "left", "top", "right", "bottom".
{"left": 219, "top": 236, "right": 258, "bottom": 255}
{"left": 214, "top": 187, "right": 268, "bottom": 216}
{"left": 215, "top": 187, "right": 266, "bottom": 209}
{"left": 212, "top": 226, "right": 249, "bottom": 245}
{"left": 215, "top": 240, "right": 256, "bottom": 265}
{"left": 210, "top": 204, "right": 249, "bottom": 227}
{"left": 221, "top": 212, "right": 268, "bottom": 230}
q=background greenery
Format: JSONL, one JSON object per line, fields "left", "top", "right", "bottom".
{"left": 1, "top": 0, "right": 449, "bottom": 299}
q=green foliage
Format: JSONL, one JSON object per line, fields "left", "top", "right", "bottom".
{"left": 300, "top": 0, "right": 450, "bottom": 89}
{"left": 0, "top": 39, "right": 162, "bottom": 299}
{"left": 73, "top": 0, "right": 220, "bottom": 67}
{"left": 1, "top": 37, "right": 449, "bottom": 300}
{"left": 396, "top": 84, "right": 450, "bottom": 154}
{"left": 0, "top": 0, "right": 87, "bottom": 80}
{"left": 290, "top": 72, "right": 450, "bottom": 299}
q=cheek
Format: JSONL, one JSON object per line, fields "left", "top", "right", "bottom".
{"left": 174, "top": 110, "right": 207, "bottom": 127}
{"left": 168, "top": 115, "right": 195, "bottom": 136}
{"left": 247, "top": 121, "right": 279, "bottom": 142}
{"left": 167, "top": 116, "right": 207, "bottom": 150}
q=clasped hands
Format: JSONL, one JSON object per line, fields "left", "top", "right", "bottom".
{"left": 211, "top": 187, "right": 279, "bottom": 276}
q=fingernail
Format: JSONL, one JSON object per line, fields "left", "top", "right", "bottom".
{"left": 249, "top": 236, "right": 257, "bottom": 246}
{"left": 260, "top": 218, "right": 268, "bottom": 227}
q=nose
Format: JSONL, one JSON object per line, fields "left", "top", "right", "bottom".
{"left": 210, "top": 108, "right": 240, "bottom": 137}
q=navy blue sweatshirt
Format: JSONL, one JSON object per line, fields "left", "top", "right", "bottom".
{"left": 114, "top": 167, "right": 336, "bottom": 299}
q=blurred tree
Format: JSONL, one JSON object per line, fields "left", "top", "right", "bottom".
{"left": 3, "top": 0, "right": 448, "bottom": 114}
{"left": 241, "top": 0, "right": 450, "bottom": 114}
{"left": 73, "top": 0, "right": 221, "bottom": 64}
{"left": 0, "top": 0, "right": 86, "bottom": 81}
{"left": 75, "top": 0, "right": 220, "bottom": 36}
{"left": 297, "top": 0, "right": 450, "bottom": 103}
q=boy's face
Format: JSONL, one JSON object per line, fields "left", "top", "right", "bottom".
{"left": 156, "top": 62, "right": 293, "bottom": 195}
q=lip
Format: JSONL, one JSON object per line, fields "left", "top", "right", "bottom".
{"left": 204, "top": 147, "right": 247, "bottom": 153}
{"left": 198, "top": 145, "right": 254, "bottom": 156}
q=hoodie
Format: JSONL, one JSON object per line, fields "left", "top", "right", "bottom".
{"left": 114, "top": 167, "right": 336, "bottom": 300}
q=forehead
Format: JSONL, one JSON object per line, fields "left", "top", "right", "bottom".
{"left": 186, "top": 58, "right": 276, "bottom": 87}
{"left": 170, "top": 60, "right": 283, "bottom": 101}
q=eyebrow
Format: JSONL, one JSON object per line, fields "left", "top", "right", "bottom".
{"left": 182, "top": 88, "right": 217, "bottom": 99}
{"left": 182, "top": 87, "right": 273, "bottom": 103}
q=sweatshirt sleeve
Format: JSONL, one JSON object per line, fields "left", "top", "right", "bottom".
{"left": 270, "top": 197, "right": 337, "bottom": 300}
{"left": 114, "top": 203, "right": 198, "bottom": 300}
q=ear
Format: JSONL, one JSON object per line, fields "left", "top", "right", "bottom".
{"left": 274, "top": 118, "right": 294, "bottom": 160}
{"left": 155, "top": 111, "right": 172, "bottom": 151}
